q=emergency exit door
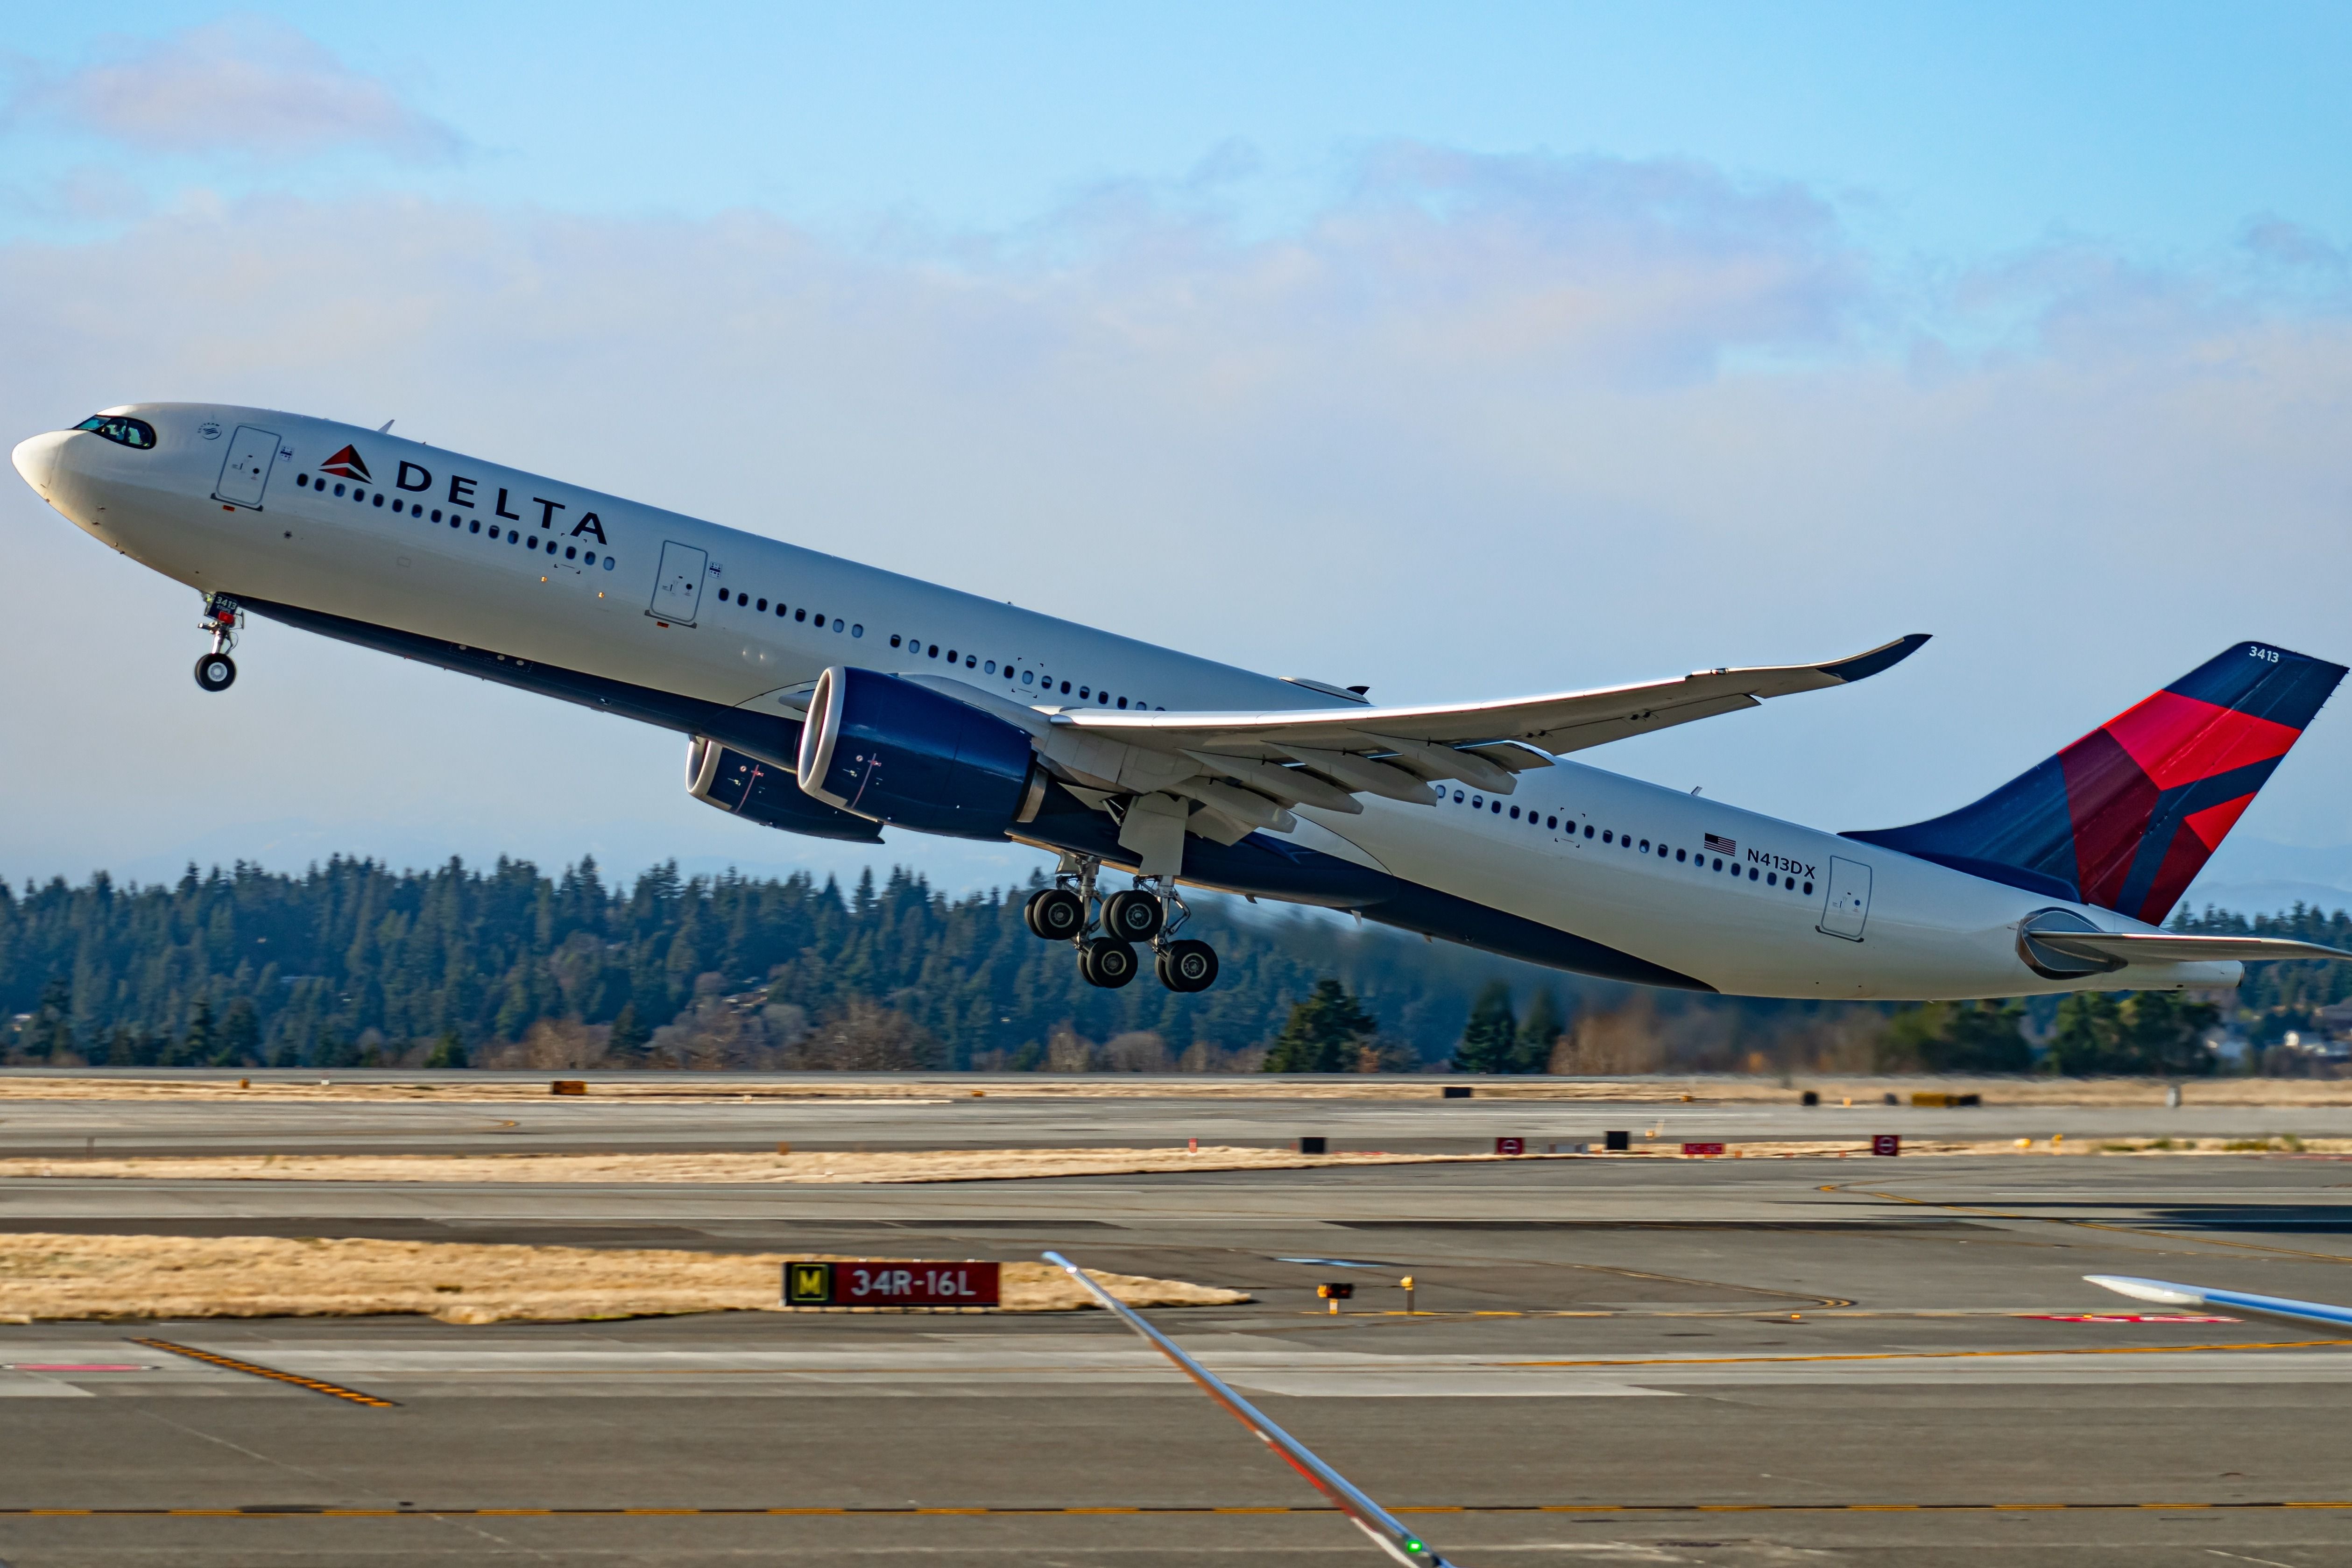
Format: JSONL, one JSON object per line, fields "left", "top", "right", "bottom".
{"left": 1817, "top": 856, "right": 1873, "bottom": 941}
{"left": 647, "top": 541, "right": 708, "bottom": 625}
{"left": 212, "top": 425, "right": 282, "bottom": 509}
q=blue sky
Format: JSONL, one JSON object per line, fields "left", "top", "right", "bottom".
{"left": 6, "top": 3, "right": 2352, "bottom": 911}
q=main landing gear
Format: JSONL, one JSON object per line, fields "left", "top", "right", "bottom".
{"left": 193, "top": 594, "right": 241, "bottom": 692}
{"left": 1023, "top": 859, "right": 1220, "bottom": 993}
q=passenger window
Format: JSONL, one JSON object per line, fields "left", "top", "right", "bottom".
{"left": 1546, "top": 815, "right": 1557, "bottom": 829}
{"left": 373, "top": 493, "right": 384, "bottom": 507}
{"left": 796, "top": 609, "right": 806, "bottom": 622}
{"left": 852, "top": 624, "right": 862, "bottom": 637}
{"left": 1509, "top": 805, "right": 1520, "bottom": 819}
{"left": 430, "top": 509, "right": 440, "bottom": 522}
{"left": 1116, "top": 696, "right": 1127, "bottom": 708}
{"left": 1711, "top": 857, "right": 1721, "bottom": 870}
{"left": 585, "top": 552, "right": 596, "bottom": 564}
{"left": 297, "top": 473, "right": 309, "bottom": 487}
{"left": 1453, "top": 790, "right": 1464, "bottom": 803}
{"left": 1472, "top": 796, "right": 1484, "bottom": 810}
{"left": 890, "top": 635, "right": 902, "bottom": 648}
{"left": 333, "top": 483, "right": 346, "bottom": 496}
{"left": 566, "top": 545, "right": 578, "bottom": 559}
{"left": 1059, "top": 680, "right": 1071, "bottom": 694}
{"left": 1803, "top": 880, "right": 1814, "bottom": 894}
{"left": 718, "top": 588, "right": 728, "bottom": 601}
{"left": 835, "top": 619, "right": 846, "bottom": 632}
{"left": 1602, "top": 831, "right": 1612, "bottom": 843}
{"left": 1748, "top": 867, "right": 1759, "bottom": 881}
{"left": 1097, "top": 691, "right": 1108, "bottom": 703}
{"left": 1675, "top": 848, "right": 1686, "bottom": 862}
{"left": 1022, "top": 671, "right": 1034, "bottom": 685}
{"left": 756, "top": 598, "right": 767, "bottom": 611}
{"left": 773, "top": 602, "right": 783, "bottom": 614}
{"left": 1490, "top": 800, "right": 1501, "bottom": 813}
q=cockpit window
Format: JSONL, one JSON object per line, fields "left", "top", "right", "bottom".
{"left": 74, "top": 415, "right": 157, "bottom": 450}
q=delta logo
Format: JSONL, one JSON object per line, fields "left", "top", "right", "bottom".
{"left": 318, "top": 445, "right": 372, "bottom": 482}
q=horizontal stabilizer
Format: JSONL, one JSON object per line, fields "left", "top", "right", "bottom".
{"left": 1042, "top": 1251, "right": 1459, "bottom": 1568}
{"left": 2028, "top": 931, "right": 2352, "bottom": 968}
{"left": 2087, "top": 1274, "right": 2352, "bottom": 1332}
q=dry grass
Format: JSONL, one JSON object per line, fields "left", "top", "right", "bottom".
{"left": 6, "top": 1073, "right": 2352, "bottom": 1106}
{"left": 0, "top": 1233, "right": 1244, "bottom": 1325}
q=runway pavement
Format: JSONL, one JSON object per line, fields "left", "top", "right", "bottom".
{"left": 5, "top": 1082, "right": 2351, "bottom": 1158}
{"left": 3, "top": 1117, "right": 2352, "bottom": 1562}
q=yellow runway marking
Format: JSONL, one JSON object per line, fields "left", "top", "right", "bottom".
{"left": 128, "top": 1339, "right": 397, "bottom": 1408}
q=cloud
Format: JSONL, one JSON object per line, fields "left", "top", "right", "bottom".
{"left": 11, "top": 16, "right": 461, "bottom": 162}
{"left": 5, "top": 148, "right": 2352, "bottom": 886}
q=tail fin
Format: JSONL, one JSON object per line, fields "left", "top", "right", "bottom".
{"left": 1848, "top": 642, "right": 2345, "bottom": 925}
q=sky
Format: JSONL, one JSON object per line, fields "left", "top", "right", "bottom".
{"left": 6, "top": 3, "right": 2352, "bottom": 911}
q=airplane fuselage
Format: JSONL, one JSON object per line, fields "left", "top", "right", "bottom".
{"left": 15, "top": 403, "right": 2238, "bottom": 1000}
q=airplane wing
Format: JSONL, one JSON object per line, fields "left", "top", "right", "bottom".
{"left": 2087, "top": 1274, "right": 2352, "bottom": 1333}
{"left": 1042, "top": 1251, "right": 1462, "bottom": 1568}
{"left": 1035, "top": 634, "right": 1930, "bottom": 807}
{"left": 2028, "top": 932, "right": 2352, "bottom": 968}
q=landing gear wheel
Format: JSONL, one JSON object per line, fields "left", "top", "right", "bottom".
{"left": 1156, "top": 939, "right": 1219, "bottom": 993}
{"left": 1024, "top": 887, "right": 1085, "bottom": 941}
{"left": 1078, "top": 937, "right": 1139, "bottom": 989}
{"left": 193, "top": 653, "right": 237, "bottom": 692}
{"left": 1102, "top": 888, "right": 1165, "bottom": 943}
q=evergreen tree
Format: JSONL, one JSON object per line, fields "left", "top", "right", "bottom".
{"left": 216, "top": 998, "right": 261, "bottom": 1067}
{"left": 2046, "top": 991, "right": 2219, "bottom": 1076}
{"left": 1262, "top": 980, "right": 1378, "bottom": 1073}
{"left": 29, "top": 977, "right": 72, "bottom": 1062}
{"left": 1454, "top": 981, "right": 1520, "bottom": 1072}
{"left": 607, "top": 1003, "right": 651, "bottom": 1062}
{"left": 424, "top": 1028, "right": 468, "bottom": 1069}
{"left": 1515, "top": 988, "right": 1566, "bottom": 1074}
{"left": 1880, "top": 1000, "right": 2031, "bottom": 1074}
{"left": 177, "top": 998, "right": 215, "bottom": 1068}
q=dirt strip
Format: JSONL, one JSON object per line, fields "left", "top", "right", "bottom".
{"left": 0, "top": 1233, "right": 1244, "bottom": 1325}
{"left": 6, "top": 1074, "right": 2352, "bottom": 1106}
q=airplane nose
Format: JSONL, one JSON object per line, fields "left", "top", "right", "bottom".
{"left": 11, "top": 430, "right": 72, "bottom": 497}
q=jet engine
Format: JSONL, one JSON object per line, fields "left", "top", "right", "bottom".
{"left": 797, "top": 666, "right": 1045, "bottom": 839}
{"left": 688, "top": 735, "right": 884, "bottom": 842}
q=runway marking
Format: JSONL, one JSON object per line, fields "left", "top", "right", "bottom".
{"left": 128, "top": 1339, "right": 398, "bottom": 1408}
{"left": 3, "top": 1500, "right": 2349, "bottom": 1518}
{"left": 1826, "top": 1184, "right": 2352, "bottom": 1265}
{"left": 1493, "top": 1336, "right": 2352, "bottom": 1369}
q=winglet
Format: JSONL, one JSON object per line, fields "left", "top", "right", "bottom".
{"left": 2087, "top": 1273, "right": 2352, "bottom": 1331}
{"left": 1042, "top": 1251, "right": 1459, "bottom": 1567}
{"left": 1819, "top": 633, "right": 1930, "bottom": 685}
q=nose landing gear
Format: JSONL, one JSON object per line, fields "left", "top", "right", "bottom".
{"left": 192, "top": 594, "right": 241, "bottom": 692}
{"left": 1025, "top": 859, "right": 1220, "bottom": 991}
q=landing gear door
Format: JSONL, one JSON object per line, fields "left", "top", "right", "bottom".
{"left": 647, "top": 541, "right": 708, "bottom": 625}
{"left": 212, "top": 425, "right": 282, "bottom": 509}
{"left": 1817, "top": 855, "right": 1872, "bottom": 942}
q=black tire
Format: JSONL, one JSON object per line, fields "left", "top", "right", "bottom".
{"left": 193, "top": 653, "right": 237, "bottom": 692}
{"left": 1025, "top": 888, "right": 1085, "bottom": 941}
{"left": 1079, "top": 937, "right": 1138, "bottom": 989}
{"left": 1102, "top": 889, "right": 1165, "bottom": 942}
{"left": 1157, "top": 939, "right": 1219, "bottom": 993}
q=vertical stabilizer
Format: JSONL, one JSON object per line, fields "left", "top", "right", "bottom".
{"left": 1847, "top": 643, "right": 2343, "bottom": 924}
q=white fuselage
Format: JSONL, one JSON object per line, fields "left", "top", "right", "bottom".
{"left": 15, "top": 403, "right": 2236, "bottom": 1000}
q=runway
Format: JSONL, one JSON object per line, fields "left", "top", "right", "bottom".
{"left": 4, "top": 1081, "right": 2350, "bottom": 1158}
{"left": 4, "top": 1131, "right": 2352, "bottom": 1562}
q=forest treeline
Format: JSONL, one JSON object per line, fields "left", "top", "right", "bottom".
{"left": 0, "top": 858, "right": 2340, "bottom": 1074}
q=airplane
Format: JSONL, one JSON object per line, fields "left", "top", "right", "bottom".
{"left": 16, "top": 402, "right": 2352, "bottom": 1001}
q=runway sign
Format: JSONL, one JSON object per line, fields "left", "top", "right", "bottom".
{"left": 1871, "top": 1134, "right": 1901, "bottom": 1156}
{"left": 1495, "top": 1137, "right": 1526, "bottom": 1155}
{"left": 784, "top": 1261, "right": 1000, "bottom": 1307}
{"left": 1680, "top": 1142, "right": 1726, "bottom": 1158}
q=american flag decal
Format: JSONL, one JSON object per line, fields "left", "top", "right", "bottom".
{"left": 1705, "top": 833, "right": 1736, "bottom": 855}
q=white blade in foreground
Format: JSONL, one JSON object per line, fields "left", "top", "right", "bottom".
{"left": 1042, "top": 1251, "right": 1461, "bottom": 1568}
{"left": 2087, "top": 1274, "right": 2352, "bottom": 1331}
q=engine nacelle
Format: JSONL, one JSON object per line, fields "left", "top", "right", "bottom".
{"left": 688, "top": 736, "right": 883, "bottom": 842}
{"left": 798, "top": 666, "right": 1044, "bottom": 839}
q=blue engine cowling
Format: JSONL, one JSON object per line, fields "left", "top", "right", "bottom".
{"left": 688, "top": 736, "right": 883, "bottom": 843}
{"left": 797, "top": 666, "right": 1043, "bottom": 839}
